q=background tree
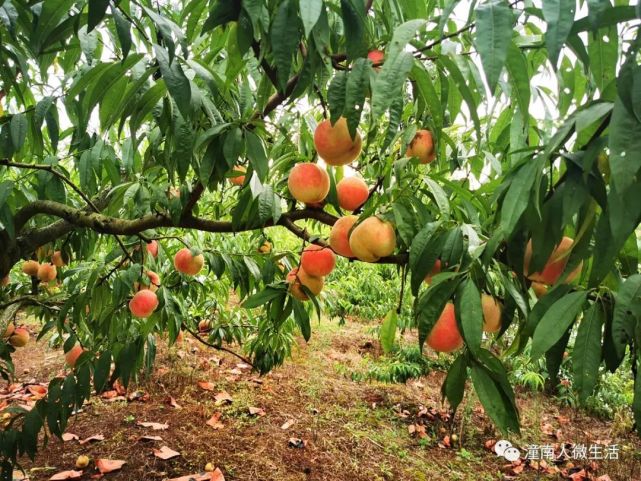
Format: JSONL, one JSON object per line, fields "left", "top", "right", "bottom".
{"left": 0, "top": 0, "right": 640, "bottom": 474}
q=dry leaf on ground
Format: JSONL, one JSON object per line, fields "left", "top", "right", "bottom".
{"left": 206, "top": 412, "right": 224, "bottom": 429}
{"left": 136, "top": 421, "right": 169, "bottom": 430}
{"left": 49, "top": 471, "right": 82, "bottom": 480}
{"left": 95, "top": 459, "right": 126, "bottom": 474}
{"left": 153, "top": 445, "right": 180, "bottom": 460}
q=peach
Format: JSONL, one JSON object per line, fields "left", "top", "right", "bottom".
{"left": 146, "top": 240, "right": 158, "bottom": 258}
{"left": 2, "top": 323, "right": 15, "bottom": 338}
{"left": 426, "top": 303, "right": 463, "bottom": 353}
{"left": 524, "top": 236, "right": 582, "bottom": 285}
{"left": 198, "top": 319, "right": 211, "bottom": 332}
{"left": 176, "top": 330, "right": 184, "bottom": 344}
{"left": 336, "top": 177, "right": 369, "bottom": 211}
{"left": 75, "top": 455, "right": 90, "bottom": 469}
{"left": 51, "top": 251, "right": 65, "bottom": 267}
{"left": 313, "top": 117, "right": 362, "bottom": 166}
{"left": 174, "top": 248, "right": 205, "bottom": 276}
{"left": 134, "top": 271, "right": 161, "bottom": 292}
{"left": 287, "top": 163, "right": 330, "bottom": 204}
{"left": 37, "top": 263, "right": 57, "bottom": 282}
{"left": 329, "top": 215, "right": 358, "bottom": 258}
{"left": 406, "top": 129, "right": 436, "bottom": 164}
{"left": 168, "top": 186, "right": 181, "bottom": 198}
{"left": 129, "top": 289, "right": 159, "bottom": 318}
{"left": 481, "top": 294, "right": 502, "bottom": 333}
{"left": 65, "top": 344, "right": 86, "bottom": 367}
{"left": 300, "top": 244, "right": 336, "bottom": 277}
{"left": 286, "top": 267, "right": 324, "bottom": 301}
{"left": 348, "top": 217, "right": 396, "bottom": 262}
{"left": 531, "top": 282, "right": 548, "bottom": 299}
{"left": 9, "top": 327, "right": 29, "bottom": 348}
{"left": 22, "top": 260, "right": 40, "bottom": 277}
{"left": 258, "top": 241, "right": 272, "bottom": 254}
{"left": 423, "top": 259, "right": 442, "bottom": 284}
{"left": 367, "top": 49, "right": 384, "bottom": 70}
{"left": 230, "top": 166, "right": 246, "bottom": 186}
{"left": 1, "top": 276, "right": 8, "bottom": 287}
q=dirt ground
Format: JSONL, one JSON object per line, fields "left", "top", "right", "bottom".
{"left": 6, "top": 317, "right": 641, "bottom": 481}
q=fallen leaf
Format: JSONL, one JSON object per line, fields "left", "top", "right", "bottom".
{"left": 236, "top": 363, "right": 251, "bottom": 370}
{"left": 62, "top": 433, "right": 79, "bottom": 442}
{"left": 127, "top": 391, "right": 149, "bottom": 402}
{"left": 26, "top": 385, "right": 47, "bottom": 398}
{"left": 49, "top": 471, "right": 83, "bottom": 480}
{"left": 138, "top": 435, "right": 163, "bottom": 442}
{"left": 113, "top": 380, "right": 126, "bottom": 395}
{"left": 214, "top": 391, "right": 232, "bottom": 405}
{"left": 280, "top": 419, "right": 295, "bottom": 430}
{"left": 137, "top": 421, "right": 169, "bottom": 430}
{"left": 288, "top": 437, "right": 305, "bottom": 449}
{"left": 166, "top": 396, "right": 182, "bottom": 409}
{"left": 248, "top": 406, "right": 265, "bottom": 416}
{"left": 95, "top": 459, "right": 126, "bottom": 474}
{"left": 206, "top": 412, "right": 224, "bottom": 430}
{"left": 596, "top": 476, "right": 613, "bottom": 481}
{"left": 153, "top": 445, "right": 180, "bottom": 460}
{"left": 79, "top": 434, "right": 104, "bottom": 445}
{"left": 198, "top": 381, "right": 216, "bottom": 391}
{"left": 228, "top": 368, "right": 243, "bottom": 375}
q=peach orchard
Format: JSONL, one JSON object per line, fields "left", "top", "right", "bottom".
{"left": 0, "top": 0, "right": 640, "bottom": 474}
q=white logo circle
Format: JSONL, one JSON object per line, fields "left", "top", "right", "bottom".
{"left": 494, "top": 439, "right": 512, "bottom": 456}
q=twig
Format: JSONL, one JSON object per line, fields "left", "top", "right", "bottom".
{"left": 183, "top": 324, "right": 255, "bottom": 368}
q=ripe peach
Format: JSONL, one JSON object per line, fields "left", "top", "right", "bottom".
{"left": 329, "top": 215, "right": 358, "bottom": 258}
{"left": 174, "top": 248, "right": 205, "bottom": 276}
{"left": 168, "top": 186, "right": 181, "bottom": 199}
{"left": 287, "top": 163, "right": 330, "bottom": 204}
{"left": 2, "top": 323, "right": 15, "bottom": 338}
{"left": 426, "top": 303, "right": 463, "bottom": 353}
{"left": 336, "top": 177, "right": 369, "bottom": 211}
{"left": 75, "top": 455, "right": 90, "bottom": 469}
{"left": 258, "top": 241, "right": 272, "bottom": 254}
{"left": 9, "top": 327, "right": 29, "bottom": 348}
{"left": 176, "top": 330, "right": 184, "bottom": 344}
{"left": 198, "top": 319, "right": 211, "bottom": 332}
{"left": 406, "top": 129, "right": 436, "bottom": 164}
{"left": 129, "top": 289, "right": 159, "bottom": 318}
{"left": 531, "top": 282, "right": 548, "bottom": 299}
{"left": 367, "top": 49, "right": 384, "bottom": 70}
{"left": 37, "top": 263, "right": 57, "bottom": 282}
{"left": 146, "top": 240, "right": 159, "bottom": 258}
{"left": 524, "top": 236, "right": 582, "bottom": 285}
{"left": 286, "top": 268, "right": 323, "bottom": 301}
{"left": 230, "top": 166, "right": 246, "bottom": 186}
{"left": 1, "top": 276, "right": 8, "bottom": 287}
{"left": 22, "top": 260, "right": 40, "bottom": 277}
{"left": 51, "top": 251, "right": 65, "bottom": 267}
{"left": 301, "top": 244, "right": 336, "bottom": 277}
{"left": 348, "top": 217, "right": 396, "bottom": 262}
{"left": 423, "top": 259, "right": 442, "bottom": 284}
{"left": 313, "top": 117, "right": 362, "bottom": 166}
{"left": 481, "top": 294, "right": 502, "bottom": 333}
{"left": 134, "top": 271, "right": 161, "bottom": 292}
{"left": 65, "top": 344, "right": 86, "bottom": 367}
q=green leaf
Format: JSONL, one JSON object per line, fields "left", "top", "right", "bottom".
{"left": 573, "top": 302, "right": 604, "bottom": 404}
{"left": 456, "top": 278, "right": 483, "bottom": 356}
{"left": 153, "top": 44, "right": 192, "bottom": 119}
{"left": 344, "top": 58, "right": 369, "bottom": 138}
{"left": 411, "top": 64, "right": 443, "bottom": 130}
{"left": 612, "top": 274, "right": 641, "bottom": 357}
{"left": 474, "top": 0, "right": 514, "bottom": 92}
{"left": 505, "top": 42, "right": 530, "bottom": 124}
{"left": 293, "top": 299, "right": 311, "bottom": 341}
{"left": 299, "top": 0, "right": 322, "bottom": 38}
{"left": 409, "top": 221, "right": 441, "bottom": 295}
{"left": 423, "top": 177, "right": 450, "bottom": 218}
{"left": 542, "top": 0, "right": 576, "bottom": 67}
{"left": 111, "top": 5, "right": 132, "bottom": 58}
{"left": 270, "top": 0, "right": 302, "bottom": 91}
{"left": 243, "top": 286, "right": 286, "bottom": 309}
{"left": 327, "top": 72, "right": 347, "bottom": 124}
{"left": 416, "top": 276, "right": 462, "bottom": 349}
{"left": 442, "top": 353, "right": 468, "bottom": 412}
{"left": 386, "top": 19, "right": 426, "bottom": 61}
{"left": 531, "top": 290, "right": 587, "bottom": 360}
{"left": 93, "top": 350, "right": 111, "bottom": 393}
{"left": 437, "top": 56, "right": 481, "bottom": 142}
{"left": 470, "top": 362, "right": 520, "bottom": 435}
{"left": 9, "top": 113, "right": 27, "bottom": 151}
{"left": 499, "top": 157, "right": 542, "bottom": 236}
{"left": 340, "top": 0, "right": 367, "bottom": 60}
{"left": 202, "top": 0, "right": 241, "bottom": 33}
{"left": 87, "top": 0, "right": 110, "bottom": 32}
{"left": 609, "top": 95, "right": 641, "bottom": 195}
{"left": 379, "top": 310, "right": 398, "bottom": 354}
{"left": 371, "top": 52, "right": 414, "bottom": 118}
{"left": 588, "top": 27, "right": 618, "bottom": 93}
{"left": 246, "top": 130, "right": 268, "bottom": 181}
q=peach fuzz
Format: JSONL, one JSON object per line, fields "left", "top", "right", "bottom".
{"left": 286, "top": 268, "right": 324, "bottom": 301}
{"left": 406, "top": 129, "right": 436, "bottom": 164}
{"left": 300, "top": 244, "right": 336, "bottom": 277}
{"left": 426, "top": 303, "right": 463, "bottom": 353}
{"left": 174, "top": 248, "right": 205, "bottom": 276}
{"left": 129, "top": 289, "right": 159, "bottom": 318}
{"left": 348, "top": 217, "right": 396, "bottom": 262}
{"left": 329, "top": 215, "right": 358, "bottom": 258}
{"left": 287, "top": 163, "right": 330, "bottom": 204}
{"left": 336, "top": 177, "right": 369, "bottom": 211}
{"left": 313, "top": 117, "right": 362, "bottom": 166}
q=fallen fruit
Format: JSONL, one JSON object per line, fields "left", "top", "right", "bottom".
{"left": 75, "top": 455, "right": 90, "bottom": 469}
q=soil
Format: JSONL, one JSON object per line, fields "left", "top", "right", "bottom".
{"left": 6, "top": 317, "right": 641, "bottom": 481}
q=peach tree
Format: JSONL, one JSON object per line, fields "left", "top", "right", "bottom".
{"left": 0, "top": 0, "right": 640, "bottom": 473}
